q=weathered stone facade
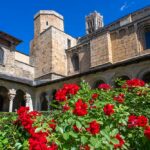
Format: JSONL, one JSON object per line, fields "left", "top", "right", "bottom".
{"left": 0, "top": 6, "right": 150, "bottom": 112}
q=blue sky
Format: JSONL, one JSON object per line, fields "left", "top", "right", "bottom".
{"left": 0, "top": 0, "right": 150, "bottom": 55}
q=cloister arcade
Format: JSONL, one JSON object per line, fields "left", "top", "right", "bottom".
{"left": 36, "top": 70, "right": 150, "bottom": 111}
{"left": 0, "top": 84, "right": 33, "bottom": 112}
{"left": 0, "top": 68, "right": 150, "bottom": 112}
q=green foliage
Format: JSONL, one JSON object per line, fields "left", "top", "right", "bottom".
{"left": 1, "top": 81, "right": 150, "bottom": 149}
{"left": 0, "top": 113, "right": 28, "bottom": 150}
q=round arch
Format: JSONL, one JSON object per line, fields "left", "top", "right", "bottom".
{"left": 137, "top": 23, "right": 150, "bottom": 51}
{"left": 92, "top": 79, "right": 105, "bottom": 89}
{"left": 71, "top": 53, "right": 79, "bottom": 71}
{"left": 13, "top": 89, "right": 26, "bottom": 111}
{"left": 0, "top": 86, "right": 9, "bottom": 112}
{"left": 142, "top": 72, "right": 150, "bottom": 83}
{"left": 40, "top": 92, "right": 48, "bottom": 111}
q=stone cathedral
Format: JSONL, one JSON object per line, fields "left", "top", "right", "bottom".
{"left": 0, "top": 6, "right": 150, "bottom": 112}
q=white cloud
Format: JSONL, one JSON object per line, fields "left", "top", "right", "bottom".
{"left": 120, "top": 2, "right": 127, "bottom": 11}
{"left": 120, "top": 0, "right": 135, "bottom": 11}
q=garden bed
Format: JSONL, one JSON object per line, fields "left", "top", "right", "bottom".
{"left": 1, "top": 79, "right": 150, "bottom": 149}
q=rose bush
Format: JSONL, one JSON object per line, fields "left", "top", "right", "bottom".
{"left": 1, "top": 79, "right": 150, "bottom": 149}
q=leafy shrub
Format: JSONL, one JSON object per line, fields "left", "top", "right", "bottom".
{"left": 13, "top": 79, "right": 150, "bottom": 150}
{"left": 1, "top": 79, "right": 150, "bottom": 150}
{"left": 0, "top": 113, "right": 28, "bottom": 149}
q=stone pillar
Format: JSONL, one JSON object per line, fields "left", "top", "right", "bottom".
{"left": 9, "top": 89, "right": 16, "bottom": 112}
{"left": 45, "top": 94, "right": 50, "bottom": 111}
{"left": 25, "top": 93, "right": 33, "bottom": 111}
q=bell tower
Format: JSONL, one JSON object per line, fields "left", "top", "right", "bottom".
{"left": 86, "top": 11, "right": 104, "bottom": 34}
{"left": 34, "top": 10, "right": 64, "bottom": 37}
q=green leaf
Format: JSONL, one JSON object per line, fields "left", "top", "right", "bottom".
{"left": 56, "top": 126, "right": 64, "bottom": 134}
{"left": 76, "top": 121, "right": 82, "bottom": 129}
{"left": 2, "top": 139, "right": 8, "bottom": 144}
{"left": 110, "top": 129, "right": 119, "bottom": 136}
{"left": 15, "top": 143, "right": 22, "bottom": 150}
{"left": 35, "top": 127, "right": 42, "bottom": 133}
{"left": 81, "top": 136, "right": 88, "bottom": 144}
{"left": 101, "top": 130, "right": 110, "bottom": 141}
{"left": 69, "top": 131, "right": 78, "bottom": 138}
{"left": 63, "top": 133, "right": 69, "bottom": 140}
{"left": 110, "top": 138, "right": 119, "bottom": 145}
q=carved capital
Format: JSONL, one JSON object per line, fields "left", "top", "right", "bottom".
{"left": 25, "top": 93, "right": 31, "bottom": 99}
{"left": 9, "top": 89, "right": 16, "bottom": 100}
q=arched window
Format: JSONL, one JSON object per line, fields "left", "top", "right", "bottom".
{"left": 142, "top": 72, "right": 150, "bottom": 83}
{"left": 144, "top": 27, "right": 150, "bottom": 49}
{"left": 71, "top": 53, "right": 79, "bottom": 71}
{"left": 0, "top": 48, "right": 4, "bottom": 64}
{"left": 138, "top": 25, "right": 150, "bottom": 50}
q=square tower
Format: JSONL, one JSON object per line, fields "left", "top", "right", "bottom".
{"left": 30, "top": 10, "right": 77, "bottom": 80}
{"left": 86, "top": 11, "right": 104, "bottom": 34}
{"left": 34, "top": 10, "right": 64, "bottom": 37}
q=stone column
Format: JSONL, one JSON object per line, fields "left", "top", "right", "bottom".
{"left": 25, "top": 93, "right": 33, "bottom": 111}
{"left": 9, "top": 89, "right": 16, "bottom": 112}
{"left": 45, "top": 94, "right": 50, "bottom": 111}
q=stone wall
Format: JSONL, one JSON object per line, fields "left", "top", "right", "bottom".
{"left": 15, "top": 51, "right": 30, "bottom": 64}
{"left": 51, "top": 27, "right": 77, "bottom": 76}
{"left": 30, "top": 26, "right": 76, "bottom": 79}
{"left": 110, "top": 26, "right": 139, "bottom": 63}
{"left": 90, "top": 32, "right": 112, "bottom": 68}
{"left": 0, "top": 45, "right": 34, "bottom": 80}
{"left": 34, "top": 10, "right": 64, "bottom": 37}
{"left": 30, "top": 29, "right": 53, "bottom": 78}
{"left": 66, "top": 43, "right": 90, "bottom": 75}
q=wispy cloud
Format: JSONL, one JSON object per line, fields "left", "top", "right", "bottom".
{"left": 120, "top": 2, "right": 127, "bottom": 11}
{"left": 120, "top": 1, "right": 135, "bottom": 11}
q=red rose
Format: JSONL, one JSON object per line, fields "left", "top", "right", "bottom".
{"left": 144, "top": 126, "right": 150, "bottom": 140}
{"left": 103, "top": 104, "right": 114, "bottom": 116}
{"left": 98, "top": 83, "right": 111, "bottom": 90}
{"left": 73, "top": 99, "right": 88, "bottom": 116}
{"left": 63, "top": 104, "right": 70, "bottom": 112}
{"left": 113, "top": 93, "right": 125, "bottom": 103}
{"left": 47, "top": 143, "right": 58, "bottom": 150}
{"left": 55, "top": 84, "right": 80, "bottom": 102}
{"left": 122, "top": 78, "right": 145, "bottom": 88}
{"left": 89, "top": 99, "right": 94, "bottom": 105}
{"left": 64, "top": 83, "right": 80, "bottom": 95}
{"left": 80, "top": 145, "right": 90, "bottom": 150}
{"left": 86, "top": 120, "right": 100, "bottom": 135}
{"left": 29, "top": 111, "right": 41, "bottom": 119}
{"left": 137, "top": 116, "right": 148, "bottom": 127}
{"left": 49, "top": 119, "right": 56, "bottom": 131}
{"left": 17, "top": 106, "right": 29, "bottom": 115}
{"left": 114, "top": 134, "right": 125, "bottom": 149}
{"left": 92, "top": 93, "right": 99, "bottom": 99}
{"left": 55, "top": 89, "right": 67, "bottom": 102}
{"left": 128, "top": 115, "right": 138, "bottom": 128}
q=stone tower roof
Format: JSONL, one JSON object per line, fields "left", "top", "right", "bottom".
{"left": 34, "top": 10, "right": 64, "bottom": 20}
